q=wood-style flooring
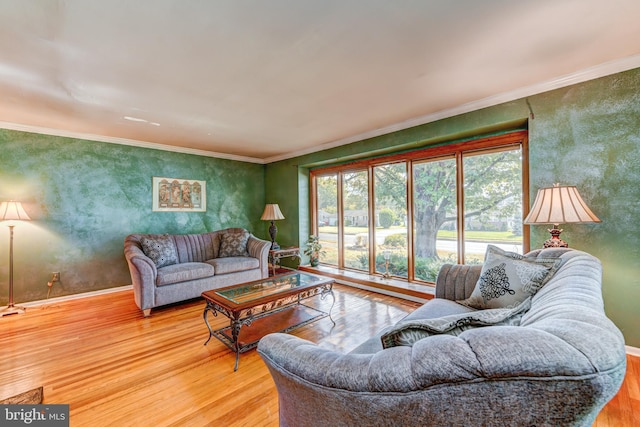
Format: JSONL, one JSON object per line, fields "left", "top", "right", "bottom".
{"left": 0, "top": 285, "right": 638, "bottom": 426}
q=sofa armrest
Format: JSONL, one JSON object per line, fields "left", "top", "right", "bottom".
{"left": 247, "top": 235, "right": 271, "bottom": 278}
{"left": 124, "top": 237, "right": 157, "bottom": 313}
{"left": 435, "top": 263, "right": 482, "bottom": 301}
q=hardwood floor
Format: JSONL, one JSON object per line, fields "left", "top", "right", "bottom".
{"left": 594, "top": 350, "right": 640, "bottom": 427}
{"left": 0, "top": 285, "right": 637, "bottom": 426}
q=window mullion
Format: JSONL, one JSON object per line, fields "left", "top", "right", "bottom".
{"left": 367, "top": 166, "right": 376, "bottom": 274}
{"left": 456, "top": 152, "right": 465, "bottom": 264}
{"left": 407, "top": 161, "right": 415, "bottom": 281}
{"left": 337, "top": 172, "right": 344, "bottom": 269}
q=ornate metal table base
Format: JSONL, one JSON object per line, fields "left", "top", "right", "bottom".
{"left": 203, "top": 281, "right": 335, "bottom": 371}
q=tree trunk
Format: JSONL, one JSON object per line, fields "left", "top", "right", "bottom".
{"left": 414, "top": 209, "right": 442, "bottom": 259}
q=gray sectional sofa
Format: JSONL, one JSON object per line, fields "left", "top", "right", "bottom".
{"left": 258, "top": 247, "right": 627, "bottom": 427}
{"left": 124, "top": 228, "right": 270, "bottom": 316}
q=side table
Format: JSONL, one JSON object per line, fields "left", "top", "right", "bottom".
{"left": 269, "top": 246, "right": 301, "bottom": 275}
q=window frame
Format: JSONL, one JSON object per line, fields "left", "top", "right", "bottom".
{"left": 309, "top": 131, "right": 529, "bottom": 284}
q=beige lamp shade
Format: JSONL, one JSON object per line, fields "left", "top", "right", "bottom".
{"left": 260, "top": 204, "right": 285, "bottom": 221}
{"left": 523, "top": 185, "right": 601, "bottom": 225}
{"left": 524, "top": 184, "right": 600, "bottom": 249}
{"left": 0, "top": 201, "right": 32, "bottom": 222}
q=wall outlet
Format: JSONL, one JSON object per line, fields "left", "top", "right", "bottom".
{"left": 52, "top": 272, "right": 60, "bottom": 282}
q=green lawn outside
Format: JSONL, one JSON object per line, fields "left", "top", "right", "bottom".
{"left": 318, "top": 226, "right": 391, "bottom": 235}
{"left": 317, "top": 226, "right": 521, "bottom": 243}
{"left": 318, "top": 225, "right": 415, "bottom": 235}
{"left": 436, "top": 230, "right": 522, "bottom": 243}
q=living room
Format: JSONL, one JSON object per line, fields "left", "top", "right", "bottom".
{"left": 1, "top": 1, "right": 639, "bottom": 425}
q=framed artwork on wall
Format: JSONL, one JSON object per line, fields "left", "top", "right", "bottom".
{"left": 152, "top": 177, "right": 206, "bottom": 212}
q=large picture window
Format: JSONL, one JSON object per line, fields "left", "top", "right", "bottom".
{"left": 310, "top": 131, "right": 528, "bottom": 284}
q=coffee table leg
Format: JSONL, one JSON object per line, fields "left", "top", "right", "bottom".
{"left": 321, "top": 284, "right": 336, "bottom": 325}
{"left": 203, "top": 303, "right": 217, "bottom": 345}
{"left": 231, "top": 318, "right": 242, "bottom": 371}
{"left": 328, "top": 289, "right": 336, "bottom": 325}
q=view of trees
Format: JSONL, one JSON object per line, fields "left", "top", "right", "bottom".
{"left": 411, "top": 158, "right": 457, "bottom": 259}
{"left": 313, "top": 141, "right": 523, "bottom": 282}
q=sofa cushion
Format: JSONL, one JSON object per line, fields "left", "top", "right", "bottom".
{"left": 140, "top": 235, "right": 178, "bottom": 268}
{"left": 380, "top": 298, "right": 531, "bottom": 348}
{"left": 173, "top": 232, "right": 220, "bottom": 263}
{"left": 156, "top": 262, "right": 215, "bottom": 286}
{"left": 210, "top": 233, "right": 221, "bottom": 259}
{"left": 207, "top": 257, "right": 259, "bottom": 275}
{"left": 219, "top": 230, "right": 250, "bottom": 257}
{"left": 460, "top": 245, "right": 560, "bottom": 309}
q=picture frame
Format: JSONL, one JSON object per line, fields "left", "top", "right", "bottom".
{"left": 152, "top": 177, "right": 206, "bottom": 212}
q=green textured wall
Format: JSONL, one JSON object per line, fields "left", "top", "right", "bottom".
{"left": 266, "top": 67, "right": 640, "bottom": 347}
{"left": 527, "top": 69, "right": 640, "bottom": 349}
{"left": 0, "top": 130, "right": 265, "bottom": 303}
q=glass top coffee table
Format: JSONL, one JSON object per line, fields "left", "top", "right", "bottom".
{"left": 202, "top": 271, "right": 335, "bottom": 371}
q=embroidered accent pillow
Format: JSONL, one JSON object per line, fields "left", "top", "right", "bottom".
{"left": 460, "top": 245, "right": 561, "bottom": 310}
{"left": 218, "top": 230, "right": 250, "bottom": 257}
{"left": 140, "top": 235, "right": 178, "bottom": 268}
{"left": 381, "top": 298, "right": 531, "bottom": 348}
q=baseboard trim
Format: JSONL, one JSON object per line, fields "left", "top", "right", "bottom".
{"left": 626, "top": 345, "right": 640, "bottom": 357}
{"left": 21, "top": 285, "right": 133, "bottom": 308}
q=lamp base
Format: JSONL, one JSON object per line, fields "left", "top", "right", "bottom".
{"left": 543, "top": 238, "right": 568, "bottom": 248}
{"left": 0, "top": 305, "right": 26, "bottom": 317}
{"left": 543, "top": 225, "right": 569, "bottom": 248}
{"left": 268, "top": 221, "right": 280, "bottom": 250}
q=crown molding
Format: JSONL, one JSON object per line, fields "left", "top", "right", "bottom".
{"left": 264, "top": 54, "right": 640, "bottom": 164}
{"left": 0, "top": 122, "right": 266, "bottom": 164}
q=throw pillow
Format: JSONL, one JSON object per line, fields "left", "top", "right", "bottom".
{"left": 218, "top": 230, "right": 250, "bottom": 257}
{"left": 460, "top": 245, "right": 561, "bottom": 310}
{"left": 140, "top": 235, "right": 178, "bottom": 268}
{"left": 381, "top": 298, "right": 531, "bottom": 348}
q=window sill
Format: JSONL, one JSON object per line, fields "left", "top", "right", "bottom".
{"left": 298, "top": 265, "right": 434, "bottom": 303}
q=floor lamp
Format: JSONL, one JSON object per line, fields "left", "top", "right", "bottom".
{"left": 0, "top": 201, "right": 31, "bottom": 317}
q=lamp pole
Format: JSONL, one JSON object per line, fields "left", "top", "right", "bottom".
{"left": 1, "top": 224, "right": 25, "bottom": 316}
{"left": 7, "top": 225, "right": 15, "bottom": 308}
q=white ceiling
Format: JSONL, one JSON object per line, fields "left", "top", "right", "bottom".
{"left": 1, "top": 0, "right": 640, "bottom": 164}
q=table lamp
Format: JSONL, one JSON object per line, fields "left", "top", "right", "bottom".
{"left": 261, "top": 204, "right": 285, "bottom": 249}
{"left": 523, "top": 184, "right": 600, "bottom": 248}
